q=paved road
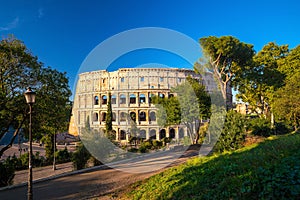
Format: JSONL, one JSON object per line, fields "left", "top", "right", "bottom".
{"left": 0, "top": 146, "right": 208, "bottom": 200}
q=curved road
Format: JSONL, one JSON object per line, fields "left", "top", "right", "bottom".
{"left": 0, "top": 146, "right": 208, "bottom": 200}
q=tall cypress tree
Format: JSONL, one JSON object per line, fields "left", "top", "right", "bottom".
{"left": 105, "top": 92, "right": 113, "bottom": 140}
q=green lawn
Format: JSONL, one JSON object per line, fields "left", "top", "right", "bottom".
{"left": 125, "top": 133, "right": 300, "bottom": 200}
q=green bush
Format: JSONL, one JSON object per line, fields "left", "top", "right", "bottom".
{"left": 19, "top": 153, "right": 29, "bottom": 169}
{"left": 56, "top": 148, "right": 71, "bottom": 164}
{"left": 198, "top": 122, "right": 209, "bottom": 144}
{"left": 0, "top": 158, "right": 15, "bottom": 187}
{"left": 138, "top": 145, "right": 148, "bottom": 153}
{"left": 152, "top": 140, "right": 163, "bottom": 149}
{"left": 72, "top": 143, "right": 91, "bottom": 170}
{"left": 142, "top": 141, "right": 153, "bottom": 150}
{"left": 275, "top": 122, "right": 292, "bottom": 135}
{"left": 214, "top": 110, "right": 247, "bottom": 153}
{"left": 161, "top": 137, "right": 171, "bottom": 145}
{"left": 249, "top": 117, "right": 273, "bottom": 137}
{"left": 8, "top": 154, "right": 23, "bottom": 170}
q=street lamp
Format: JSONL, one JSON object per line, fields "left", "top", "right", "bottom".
{"left": 24, "top": 87, "right": 36, "bottom": 200}
{"left": 53, "top": 130, "right": 56, "bottom": 170}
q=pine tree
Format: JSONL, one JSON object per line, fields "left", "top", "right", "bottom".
{"left": 105, "top": 92, "right": 114, "bottom": 140}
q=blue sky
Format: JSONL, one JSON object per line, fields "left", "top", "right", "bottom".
{"left": 0, "top": 0, "right": 299, "bottom": 94}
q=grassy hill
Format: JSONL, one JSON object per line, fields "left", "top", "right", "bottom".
{"left": 124, "top": 133, "right": 300, "bottom": 200}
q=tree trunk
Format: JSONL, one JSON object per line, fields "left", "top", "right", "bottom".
{"left": 213, "top": 67, "right": 232, "bottom": 110}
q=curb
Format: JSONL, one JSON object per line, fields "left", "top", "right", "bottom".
{"left": 0, "top": 164, "right": 109, "bottom": 192}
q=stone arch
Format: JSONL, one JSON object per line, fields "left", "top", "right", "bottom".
{"left": 139, "top": 110, "right": 146, "bottom": 121}
{"left": 159, "top": 129, "right": 166, "bottom": 139}
{"left": 93, "top": 112, "right": 99, "bottom": 121}
{"left": 179, "top": 128, "right": 184, "bottom": 138}
{"left": 139, "top": 93, "right": 146, "bottom": 103}
{"left": 139, "top": 129, "right": 146, "bottom": 139}
{"left": 169, "top": 128, "right": 175, "bottom": 139}
{"left": 130, "top": 94, "right": 136, "bottom": 104}
{"left": 120, "top": 112, "right": 126, "bottom": 122}
{"left": 102, "top": 95, "right": 107, "bottom": 104}
{"left": 120, "top": 130, "right": 126, "bottom": 140}
{"left": 120, "top": 94, "right": 126, "bottom": 104}
{"left": 111, "top": 95, "right": 116, "bottom": 104}
{"left": 101, "top": 112, "right": 106, "bottom": 121}
{"left": 112, "top": 112, "right": 116, "bottom": 121}
{"left": 149, "top": 111, "right": 156, "bottom": 121}
{"left": 149, "top": 129, "right": 156, "bottom": 140}
{"left": 94, "top": 96, "right": 99, "bottom": 105}
{"left": 130, "top": 111, "right": 136, "bottom": 121}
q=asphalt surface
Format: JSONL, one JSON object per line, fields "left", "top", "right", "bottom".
{"left": 0, "top": 145, "right": 209, "bottom": 200}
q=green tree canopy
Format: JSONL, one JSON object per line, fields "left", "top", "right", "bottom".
{"left": 236, "top": 42, "right": 288, "bottom": 116}
{"left": 273, "top": 70, "right": 300, "bottom": 131}
{"left": 153, "top": 77, "right": 211, "bottom": 144}
{"left": 0, "top": 36, "right": 72, "bottom": 157}
{"left": 197, "top": 36, "right": 255, "bottom": 109}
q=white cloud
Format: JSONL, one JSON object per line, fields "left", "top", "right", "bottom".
{"left": 0, "top": 17, "right": 19, "bottom": 31}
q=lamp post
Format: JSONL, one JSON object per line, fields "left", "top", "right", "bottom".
{"left": 24, "top": 87, "right": 36, "bottom": 200}
{"left": 53, "top": 130, "right": 56, "bottom": 170}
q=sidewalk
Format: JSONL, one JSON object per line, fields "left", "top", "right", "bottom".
{"left": 13, "top": 162, "right": 74, "bottom": 185}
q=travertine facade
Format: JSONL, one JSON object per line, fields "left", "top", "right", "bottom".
{"left": 71, "top": 67, "right": 217, "bottom": 141}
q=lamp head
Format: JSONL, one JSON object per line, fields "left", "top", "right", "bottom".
{"left": 24, "top": 87, "right": 36, "bottom": 104}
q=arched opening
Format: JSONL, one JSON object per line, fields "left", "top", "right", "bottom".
{"left": 169, "top": 128, "right": 175, "bottom": 139}
{"left": 139, "top": 111, "right": 146, "bottom": 121}
{"left": 179, "top": 128, "right": 184, "bottom": 138}
{"left": 159, "top": 129, "right": 166, "bottom": 139}
{"left": 130, "top": 94, "right": 136, "bottom": 104}
{"left": 112, "top": 112, "right": 116, "bottom": 121}
{"left": 102, "top": 95, "right": 107, "bottom": 104}
{"left": 149, "top": 111, "right": 156, "bottom": 121}
{"left": 149, "top": 129, "right": 156, "bottom": 140}
{"left": 101, "top": 112, "right": 106, "bottom": 122}
{"left": 111, "top": 95, "right": 116, "bottom": 104}
{"left": 159, "top": 129, "right": 166, "bottom": 140}
{"left": 120, "top": 130, "right": 126, "bottom": 140}
{"left": 130, "top": 112, "right": 136, "bottom": 121}
{"left": 94, "top": 96, "right": 99, "bottom": 105}
{"left": 139, "top": 94, "right": 146, "bottom": 103}
{"left": 120, "top": 112, "right": 126, "bottom": 122}
{"left": 120, "top": 94, "right": 126, "bottom": 104}
{"left": 139, "top": 130, "right": 146, "bottom": 140}
{"left": 159, "top": 93, "right": 165, "bottom": 98}
{"left": 93, "top": 112, "right": 99, "bottom": 121}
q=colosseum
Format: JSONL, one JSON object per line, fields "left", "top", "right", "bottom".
{"left": 70, "top": 67, "right": 217, "bottom": 142}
